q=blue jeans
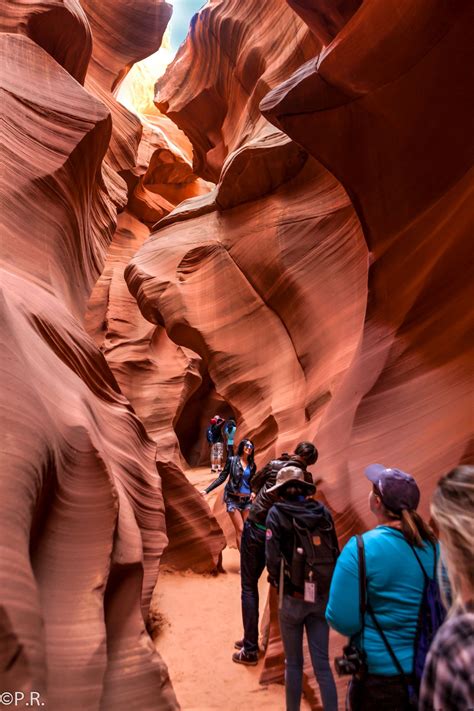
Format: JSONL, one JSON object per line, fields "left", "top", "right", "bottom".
{"left": 279, "top": 595, "right": 338, "bottom": 711}
{"left": 240, "top": 520, "right": 266, "bottom": 654}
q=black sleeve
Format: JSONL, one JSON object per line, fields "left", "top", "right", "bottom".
{"left": 265, "top": 507, "right": 282, "bottom": 585}
{"left": 250, "top": 461, "right": 272, "bottom": 493}
{"left": 325, "top": 507, "right": 340, "bottom": 556}
{"left": 205, "top": 458, "right": 231, "bottom": 494}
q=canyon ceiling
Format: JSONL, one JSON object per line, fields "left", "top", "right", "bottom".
{"left": 1, "top": 0, "right": 473, "bottom": 709}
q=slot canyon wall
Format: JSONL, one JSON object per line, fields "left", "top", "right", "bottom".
{"left": 1, "top": 1, "right": 473, "bottom": 710}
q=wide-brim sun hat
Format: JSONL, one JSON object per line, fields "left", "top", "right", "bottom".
{"left": 365, "top": 463, "right": 420, "bottom": 512}
{"left": 266, "top": 466, "right": 316, "bottom": 495}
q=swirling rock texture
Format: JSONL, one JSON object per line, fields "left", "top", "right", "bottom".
{"left": 80, "top": 0, "right": 173, "bottom": 214}
{"left": 125, "top": 0, "right": 473, "bottom": 706}
{"left": 0, "top": 3, "right": 179, "bottom": 710}
{"left": 85, "top": 209, "right": 226, "bottom": 573}
{"left": 260, "top": 0, "right": 474, "bottom": 514}
{"left": 3, "top": 0, "right": 473, "bottom": 708}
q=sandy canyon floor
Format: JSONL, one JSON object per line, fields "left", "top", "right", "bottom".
{"left": 151, "top": 467, "right": 313, "bottom": 710}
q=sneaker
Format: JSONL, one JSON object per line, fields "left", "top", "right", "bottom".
{"left": 234, "top": 639, "right": 262, "bottom": 653}
{"left": 232, "top": 649, "right": 258, "bottom": 666}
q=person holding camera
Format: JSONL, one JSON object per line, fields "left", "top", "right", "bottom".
{"left": 326, "top": 464, "right": 438, "bottom": 711}
{"left": 265, "top": 466, "right": 339, "bottom": 711}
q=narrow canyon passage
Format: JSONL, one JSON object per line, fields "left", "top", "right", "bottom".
{"left": 152, "top": 468, "right": 312, "bottom": 711}
{"left": 1, "top": 1, "right": 472, "bottom": 710}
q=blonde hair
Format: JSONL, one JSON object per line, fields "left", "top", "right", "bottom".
{"left": 431, "top": 466, "right": 474, "bottom": 613}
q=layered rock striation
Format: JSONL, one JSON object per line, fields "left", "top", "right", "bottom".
{"left": 2, "top": 0, "right": 473, "bottom": 709}
{"left": 85, "top": 209, "right": 226, "bottom": 572}
{"left": 0, "top": 3, "right": 179, "bottom": 709}
{"left": 260, "top": 0, "right": 474, "bottom": 518}
{"left": 125, "top": 0, "right": 473, "bottom": 705}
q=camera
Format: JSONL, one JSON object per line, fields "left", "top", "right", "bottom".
{"left": 334, "top": 644, "right": 367, "bottom": 677}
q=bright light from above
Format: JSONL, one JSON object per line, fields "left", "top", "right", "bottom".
{"left": 117, "top": 1, "right": 205, "bottom": 118}
{"left": 117, "top": 30, "right": 174, "bottom": 117}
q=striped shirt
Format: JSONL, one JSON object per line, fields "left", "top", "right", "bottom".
{"left": 419, "top": 605, "right": 474, "bottom": 711}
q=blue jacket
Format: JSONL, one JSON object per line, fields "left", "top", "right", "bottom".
{"left": 326, "top": 526, "right": 438, "bottom": 675}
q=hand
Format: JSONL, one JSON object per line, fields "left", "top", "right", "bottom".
{"left": 250, "top": 492, "right": 256, "bottom": 501}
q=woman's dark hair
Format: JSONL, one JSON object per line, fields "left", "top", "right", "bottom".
{"left": 237, "top": 438, "right": 255, "bottom": 466}
{"left": 373, "top": 485, "right": 437, "bottom": 547}
{"left": 295, "top": 441, "right": 318, "bottom": 465}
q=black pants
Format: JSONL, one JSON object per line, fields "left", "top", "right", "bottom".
{"left": 348, "top": 674, "right": 413, "bottom": 711}
{"left": 240, "top": 520, "right": 266, "bottom": 654}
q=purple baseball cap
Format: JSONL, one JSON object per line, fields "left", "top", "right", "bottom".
{"left": 365, "top": 464, "right": 420, "bottom": 512}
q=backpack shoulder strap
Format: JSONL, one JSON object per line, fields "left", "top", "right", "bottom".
{"left": 357, "top": 535, "right": 408, "bottom": 680}
{"left": 356, "top": 535, "right": 367, "bottom": 621}
{"left": 367, "top": 601, "right": 406, "bottom": 678}
{"left": 292, "top": 517, "right": 317, "bottom": 566}
{"left": 409, "top": 540, "right": 438, "bottom": 582}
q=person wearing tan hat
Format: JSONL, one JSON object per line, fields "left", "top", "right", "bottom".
{"left": 265, "top": 466, "right": 339, "bottom": 711}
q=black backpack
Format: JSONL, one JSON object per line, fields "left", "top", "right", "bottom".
{"left": 285, "top": 514, "right": 338, "bottom": 595}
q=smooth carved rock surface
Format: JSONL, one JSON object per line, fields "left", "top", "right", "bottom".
{"left": 260, "top": 0, "right": 474, "bottom": 512}
{"left": 0, "top": 0, "right": 92, "bottom": 83}
{"left": 127, "top": 156, "right": 367, "bottom": 483}
{"left": 286, "top": 0, "right": 362, "bottom": 46}
{"left": 154, "top": 0, "right": 320, "bottom": 183}
{"left": 86, "top": 210, "right": 226, "bottom": 572}
{"left": 128, "top": 0, "right": 472, "bottom": 704}
{"left": 125, "top": 121, "right": 213, "bottom": 227}
{"left": 1, "top": 25, "right": 177, "bottom": 711}
{"left": 81, "top": 0, "right": 172, "bottom": 93}
{"left": 82, "top": 0, "right": 173, "bottom": 218}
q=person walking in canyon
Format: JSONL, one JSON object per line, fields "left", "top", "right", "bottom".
{"left": 326, "top": 465, "right": 439, "bottom": 711}
{"left": 206, "top": 414, "right": 225, "bottom": 474}
{"left": 419, "top": 465, "right": 474, "bottom": 711}
{"left": 265, "top": 466, "right": 339, "bottom": 711}
{"left": 232, "top": 441, "right": 318, "bottom": 666}
{"left": 201, "top": 438, "right": 256, "bottom": 550}
{"left": 223, "top": 416, "right": 237, "bottom": 457}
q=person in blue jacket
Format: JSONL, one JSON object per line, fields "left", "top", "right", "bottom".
{"left": 223, "top": 417, "right": 237, "bottom": 457}
{"left": 326, "top": 464, "right": 438, "bottom": 711}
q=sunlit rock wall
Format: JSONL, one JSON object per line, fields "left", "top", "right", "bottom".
{"left": 125, "top": 0, "right": 473, "bottom": 705}
{"left": 84, "top": 37, "right": 226, "bottom": 571}
{"left": 0, "top": 2, "right": 178, "bottom": 709}
{"left": 260, "top": 0, "right": 474, "bottom": 520}
{"left": 85, "top": 209, "right": 226, "bottom": 573}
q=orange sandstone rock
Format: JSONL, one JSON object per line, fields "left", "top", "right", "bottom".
{"left": 261, "top": 0, "right": 474, "bottom": 515}
{"left": 86, "top": 210, "right": 226, "bottom": 572}
{"left": 0, "top": 31, "right": 177, "bottom": 711}
{"left": 154, "top": 0, "right": 320, "bottom": 182}
{"left": 0, "top": 0, "right": 92, "bottom": 83}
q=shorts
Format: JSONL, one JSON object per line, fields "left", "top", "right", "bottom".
{"left": 224, "top": 492, "right": 252, "bottom": 513}
{"left": 211, "top": 442, "right": 224, "bottom": 468}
